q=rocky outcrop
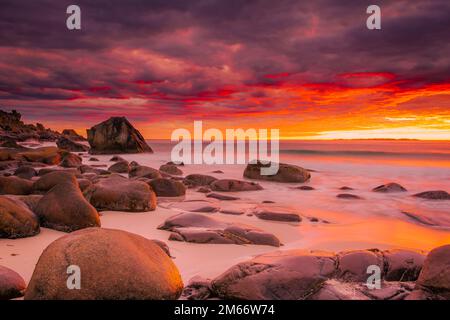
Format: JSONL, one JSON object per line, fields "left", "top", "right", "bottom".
{"left": 0, "top": 265, "right": 26, "bottom": 300}
{"left": 0, "top": 196, "right": 40, "bottom": 238}
{"left": 24, "top": 228, "right": 183, "bottom": 300}
{"left": 158, "top": 212, "right": 280, "bottom": 246}
{"left": 244, "top": 161, "right": 311, "bottom": 183}
{"left": 0, "top": 109, "right": 60, "bottom": 142}
{"left": 33, "top": 171, "right": 78, "bottom": 193}
{"left": 84, "top": 174, "right": 156, "bottom": 212}
{"left": 210, "top": 179, "right": 263, "bottom": 192}
{"left": 87, "top": 117, "right": 153, "bottom": 154}
{"left": 198, "top": 247, "right": 428, "bottom": 300}
{"left": 59, "top": 153, "right": 82, "bottom": 168}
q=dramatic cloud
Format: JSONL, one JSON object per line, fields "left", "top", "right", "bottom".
{"left": 0, "top": 0, "right": 449, "bottom": 139}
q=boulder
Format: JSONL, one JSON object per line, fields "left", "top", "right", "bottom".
{"left": 77, "top": 179, "right": 92, "bottom": 192}
{"left": 34, "top": 181, "right": 100, "bottom": 232}
{"left": 0, "top": 196, "right": 40, "bottom": 238}
{"left": 110, "top": 155, "right": 125, "bottom": 162}
{"left": 129, "top": 165, "right": 162, "bottom": 179}
{"left": 13, "top": 166, "right": 37, "bottom": 179}
{"left": 84, "top": 174, "right": 156, "bottom": 212}
{"left": 79, "top": 165, "right": 110, "bottom": 175}
{"left": 184, "top": 174, "right": 218, "bottom": 187}
{"left": 383, "top": 249, "right": 425, "bottom": 281}
{"left": 0, "top": 176, "right": 33, "bottom": 195}
{"left": 56, "top": 137, "right": 89, "bottom": 152}
{"left": 148, "top": 178, "right": 186, "bottom": 197}
{"left": 336, "top": 250, "right": 384, "bottom": 282}
{"left": 159, "top": 164, "right": 183, "bottom": 176}
{"left": 243, "top": 161, "right": 311, "bottom": 183}
{"left": 158, "top": 212, "right": 280, "bottom": 246}
{"left": 416, "top": 245, "right": 450, "bottom": 298}
{"left": 0, "top": 265, "right": 26, "bottom": 300}
{"left": 372, "top": 183, "right": 407, "bottom": 193}
{"left": 413, "top": 190, "right": 450, "bottom": 200}
{"left": 60, "top": 153, "right": 82, "bottom": 168}
{"left": 211, "top": 249, "right": 337, "bottom": 299}
{"left": 24, "top": 228, "right": 183, "bottom": 300}
{"left": 210, "top": 179, "right": 263, "bottom": 192}
{"left": 87, "top": 117, "right": 153, "bottom": 154}
{"left": 33, "top": 171, "right": 77, "bottom": 193}
{"left": 108, "top": 160, "right": 130, "bottom": 173}
{"left": 6, "top": 194, "right": 43, "bottom": 212}
{"left": 182, "top": 276, "right": 213, "bottom": 300}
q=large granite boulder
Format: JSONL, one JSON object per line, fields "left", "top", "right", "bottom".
{"left": 24, "top": 228, "right": 183, "bottom": 300}
{"left": 211, "top": 249, "right": 337, "bottom": 299}
{"left": 0, "top": 196, "right": 40, "bottom": 238}
{"left": 244, "top": 161, "right": 311, "bottom": 183}
{"left": 87, "top": 117, "right": 153, "bottom": 154}
{"left": 84, "top": 174, "right": 156, "bottom": 212}
{"left": 34, "top": 181, "right": 100, "bottom": 232}
{"left": 0, "top": 265, "right": 26, "bottom": 300}
{"left": 183, "top": 174, "right": 218, "bottom": 187}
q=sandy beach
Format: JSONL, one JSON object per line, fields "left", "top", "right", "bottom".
{"left": 1, "top": 140, "right": 449, "bottom": 287}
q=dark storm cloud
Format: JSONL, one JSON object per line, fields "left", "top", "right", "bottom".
{"left": 0, "top": 0, "right": 449, "bottom": 126}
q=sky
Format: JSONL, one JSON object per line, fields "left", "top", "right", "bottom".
{"left": 0, "top": 0, "right": 449, "bottom": 140}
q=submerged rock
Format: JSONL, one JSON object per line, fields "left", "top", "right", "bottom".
{"left": 373, "top": 183, "right": 407, "bottom": 193}
{"left": 253, "top": 206, "right": 301, "bottom": 222}
{"left": 336, "top": 193, "right": 364, "bottom": 200}
{"left": 206, "top": 193, "right": 240, "bottom": 201}
{"left": 87, "top": 117, "right": 153, "bottom": 154}
{"left": 243, "top": 161, "right": 311, "bottom": 183}
{"left": 24, "top": 228, "right": 183, "bottom": 300}
{"left": 413, "top": 190, "right": 450, "bottom": 200}
{"left": 210, "top": 179, "right": 263, "bottom": 192}
{"left": 129, "top": 165, "right": 162, "bottom": 179}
